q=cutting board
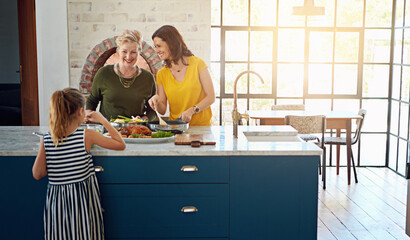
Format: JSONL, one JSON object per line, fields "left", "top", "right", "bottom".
{"left": 174, "top": 134, "right": 216, "bottom": 147}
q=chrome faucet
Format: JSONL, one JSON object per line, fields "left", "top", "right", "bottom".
{"left": 233, "top": 70, "right": 264, "bottom": 138}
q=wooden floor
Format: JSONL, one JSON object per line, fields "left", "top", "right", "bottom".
{"left": 318, "top": 167, "right": 409, "bottom": 240}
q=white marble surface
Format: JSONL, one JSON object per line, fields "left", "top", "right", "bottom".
{"left": 242, "top": 125, "right": 298, "bottom": 136}
{"left": 0, "top": 126, "right": 322, "bottom": 156}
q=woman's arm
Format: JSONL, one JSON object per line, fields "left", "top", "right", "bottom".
{"left": 85, "top": 111, "right": 126, "bottom": 152}
{"left": 195, "top": 67, "right": 216, "bottom": 110}
{"left": 86, "top": 69, "right": 104, "bottom": 110}
{"left": 32, "top": 138, "right": 47, "bottom": 180}
{"left": 148, "top": 84, "right": 168, "bottom": 115}
{"left": 180, "top": 67, "right": 215, "bottom": 122}
{"left": 144, "top": 82, "right": 158, "bottom": 121}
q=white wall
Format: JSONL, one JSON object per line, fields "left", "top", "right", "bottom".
{"left": 35, "top": 0, "right": 211, "bottom": 125}
{"left": 36, "top": 0, "right": 70, "bottom": 126}
{"left": 68, "top": 0, "right": 211, "bottom": 89}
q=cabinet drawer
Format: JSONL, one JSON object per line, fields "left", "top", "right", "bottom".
{"left": 100, "top": 184, "right": 229, "bottom": 239}
{"left": 108, "top": 239, "right": 228, "bottom": 240}
{"left": 94, "top": 156, "right": 228, "bottom": 183}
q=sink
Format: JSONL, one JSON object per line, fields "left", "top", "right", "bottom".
{"left": 242, "top": 125, "right": 302, "bottom": 142}
{"left": 244, "top": 135, "right": 302, "bottom": 142}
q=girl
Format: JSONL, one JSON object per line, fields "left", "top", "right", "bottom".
{"left": 32, "top": 88, "right": 126, "bottom": 239}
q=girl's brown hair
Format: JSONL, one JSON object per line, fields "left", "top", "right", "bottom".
{"left": 49, "top": 88, "right": 85, "bottom": 146}
{"left": 152, "top": 25, "right": 193, "bottom": 68}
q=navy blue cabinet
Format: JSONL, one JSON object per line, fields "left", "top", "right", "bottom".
{"left": 1, "top": 154, "right": 318, "bottom": 239}
{"left": 101, "top": 184, "right": 229, "bottom": 239}
{"left": 229, "top": 156, "right": 318, "bottom": 240}
{"left": 0, "top": 156, "right": 48, "bottom": 239}
{"left": 94, "top": 156, "right": 230, "bottom": 239}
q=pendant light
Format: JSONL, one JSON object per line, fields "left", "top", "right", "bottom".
{"left": 293, "top": 0, "right": 325, "bottom": 16}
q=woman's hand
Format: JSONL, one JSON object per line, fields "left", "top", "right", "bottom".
{"left": 148, "top": 95, "right": 160, "bottom": 111}
{"left": 86, "top": 110, "right": 106, "bottom": 124}
{"left": 180, "top": 107, "right": 195, "bottom": 122}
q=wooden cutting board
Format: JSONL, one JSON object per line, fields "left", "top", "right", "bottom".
{"left": 174, "top": 134, "right": 216, "bottom": 147}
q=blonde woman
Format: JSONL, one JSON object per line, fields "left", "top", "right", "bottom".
{"left": 86, "top": 29, "right": 157, "bottom": 120}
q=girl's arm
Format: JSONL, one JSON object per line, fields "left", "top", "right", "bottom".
{"left": 148, "top": 84, "right": 168, "bottom": 115}
{"left": 85, "top": 111, "right": 126, "bottom": 152}
{"left": 180, "top": 67, "right": 215, "bottom": 121}
{"left": 32, "top": 138, "right": 47, "bottom": 180}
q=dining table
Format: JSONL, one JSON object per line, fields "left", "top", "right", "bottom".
{"left": 247, "top": 110, "right": 363, "bottom": 185}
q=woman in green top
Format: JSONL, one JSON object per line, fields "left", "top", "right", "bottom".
{"left": 86, "top": 29, "right": 157, "bottom": 121}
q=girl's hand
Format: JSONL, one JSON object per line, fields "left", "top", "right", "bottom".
{"left": 180, "top": 108, "right": 195, "bottom": 122}
{"left": 86, "top": 111, "right": 106, "bottom": 124}
{"left": 148, "top": 95, "right": 160, "bottom": 111}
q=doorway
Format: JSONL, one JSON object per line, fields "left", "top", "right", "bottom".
{"left": 0, "top": 0, "right": 39, "bottom": 126}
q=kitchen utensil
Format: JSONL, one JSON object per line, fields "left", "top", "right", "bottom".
{"left": 156, "top": 111, "right": 167, "bottom": 125}
{"left": 32, "top": 132, "right": 45, "bottom": 137}
{"left": 174, "top": 134, "right": 216, "bottom": 147}
{"left": 148, "top": 119, "right": 189, "bottom": 134}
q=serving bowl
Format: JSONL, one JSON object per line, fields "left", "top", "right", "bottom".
{"left": 148, "top": 119, "right": 189, "bottom": 134}
{"left": 109, "top": 121, "right": 147, "bottom": 131}
{"left": 79, "top": 124, "right": 105, "bottom": 133}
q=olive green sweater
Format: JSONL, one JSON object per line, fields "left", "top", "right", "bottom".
{"left": 86, "top": 65, "right": 157, "bottom": 121}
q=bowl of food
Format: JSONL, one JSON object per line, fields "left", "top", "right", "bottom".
{"left": 148, "top": 119, "right": 189, "bottom": 134}
{"left": 110, "top": 115, "right": 148, "bottom": 130}
{"left": 78, "top": 124, "right": 105, "bottom": 133}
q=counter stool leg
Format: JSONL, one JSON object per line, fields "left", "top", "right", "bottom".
{"left": 351, "top": 149, "right": 358, "bottom": 183}
{"left": 322, "top": 147, "right": 326, "bottom": 189}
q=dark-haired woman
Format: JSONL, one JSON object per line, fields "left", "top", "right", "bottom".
{"left": 148, "top": 25, "right": 215, "bottom": 126}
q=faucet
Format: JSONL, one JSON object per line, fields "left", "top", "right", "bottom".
{"left": 233, "top": 70, "right": 264, "bottom": 138}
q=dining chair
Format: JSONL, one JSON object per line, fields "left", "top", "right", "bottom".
{"left": 324, "top": 109, "right": 366, "bottom": 184}
{"left": 285, "top": 115, "right": 327, "bottom": 189}
{"left": 271, "top": 104, "right": 305, "bottom": 111}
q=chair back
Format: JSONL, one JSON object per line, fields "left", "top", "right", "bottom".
{"left": 285, "top": 115, "right": 326, "bottom": 147}
{"left": 352, "top": 109, "right": 366, "bottom": 144}
{"left": 271, "top": 104, "right": 305, "bottom": 110}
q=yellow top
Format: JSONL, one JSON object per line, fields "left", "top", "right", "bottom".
{"left": 156, "top": 56, "right": 212, "bottom": 126}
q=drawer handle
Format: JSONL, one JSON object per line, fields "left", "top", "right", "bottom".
{"left": 180, "top": 165, "right": 198, "bottom": 172}
{"left": 181, "top": 206, "right": 198, "bottom": 213}
{"left": 94, "top": 166, "right": 104, "bottom": 172}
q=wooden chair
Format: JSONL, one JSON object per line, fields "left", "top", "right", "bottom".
{"left": 285, "top": 115, "right": 327, "bottom": 189}
{"left": 324, "top": 109, "right": 366, "bottom": 184}
{"left": 272, "top": 104, "right": 305, "bottom": 111}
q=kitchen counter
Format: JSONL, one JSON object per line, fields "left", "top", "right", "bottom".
{"left": 0, "top": 125, "right": 320, "bottom": 239}
{"left": 0, "top": 125, "right": 322, "bottom": 156}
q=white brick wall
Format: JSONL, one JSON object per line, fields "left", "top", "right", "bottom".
{"left": 67, "top": 0, "right": 211, "bottom": 89}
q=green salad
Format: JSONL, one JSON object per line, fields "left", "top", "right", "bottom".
{"left": 151, "top": 131, "right": 174, "bottom": 138}
{"left": 110, "top": 115, "right": 148, "bottom": 123}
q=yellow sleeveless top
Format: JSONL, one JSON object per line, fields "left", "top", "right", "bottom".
{"left": 156, "top": 56, "right": 212, "bottom": 126}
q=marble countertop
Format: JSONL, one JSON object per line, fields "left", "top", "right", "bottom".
{"left": 0, "top": 126, "right": 322, "bottom": 156}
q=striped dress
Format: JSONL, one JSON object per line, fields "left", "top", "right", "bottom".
{"left": 43, "top": 128, "right": 104, "bottom": 240}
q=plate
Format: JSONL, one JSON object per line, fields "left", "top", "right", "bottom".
{"left": 104, "top": 133, "right": 175, "bottom": 144}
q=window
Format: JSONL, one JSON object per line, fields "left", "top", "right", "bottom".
{"left": 390, "top": 0, "right": 410, "bottom": 176}
{"left": 211, "top": 0, "right": 395, "bottom": 168}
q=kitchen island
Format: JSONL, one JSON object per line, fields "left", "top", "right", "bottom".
{"left": 0, "top": 126, "right": 321, "bottom": 240}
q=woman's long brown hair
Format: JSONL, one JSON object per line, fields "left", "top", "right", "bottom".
{"left": 49, "top": 88, "right": 85, "bottom": 146}
{"left": 152, "top": 25, "right": 193, "bottom": 68}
